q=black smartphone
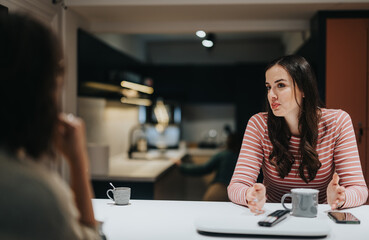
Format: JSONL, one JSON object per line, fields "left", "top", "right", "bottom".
{"left": 328, "top": 211, "right": 360, "bottom": 224}
{"left": 258, "top": 210, "right": 290, "bottom": 227}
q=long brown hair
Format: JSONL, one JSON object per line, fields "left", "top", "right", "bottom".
{"left": 265, "top": 55, "right": 323, "bottom": 183}
{"left": 0, "top": 13, "right": 63, "bottom": 159}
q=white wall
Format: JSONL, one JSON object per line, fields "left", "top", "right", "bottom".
{"left": 61, "top": 8, "right": 90, "bottom": 114}
{"left": 104, "top": 101, "right": 140, "bottom": 156}
{"left": 78, "top": 97, "right": 140, "bottom": 157}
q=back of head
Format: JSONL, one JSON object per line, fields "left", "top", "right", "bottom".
{"left": 0, "top": 13, "right": 63, "bottom": 159}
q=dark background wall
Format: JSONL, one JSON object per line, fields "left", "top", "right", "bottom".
{"left": 78, "top": 29, "right": 266, "bottom": 135}
{"left": 143, "top": 64, "right": 266, "bottom": 133}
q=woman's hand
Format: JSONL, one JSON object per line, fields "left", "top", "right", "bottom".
{"left": 54, "top": 113, "right": 88, "bottom": 170}
{"left": 54, "top": 113, "right": 96, "bottom": 227}
{"left": 246, "top": 183, "right": 266, "bottom": 214}
{"left": 327, "top": 173, "right": 346, "bottom": 210}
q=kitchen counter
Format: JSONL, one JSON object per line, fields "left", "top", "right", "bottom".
{"left": 90, "top": 148, "right": 222, "bottom": 200}
{"left": 90, "top": 149, "right": 187, "bottom": 200}
{"left": 91, "top": 150, "right": 186, "bottom": 182}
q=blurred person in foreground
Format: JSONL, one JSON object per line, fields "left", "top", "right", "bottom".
{"left": 228, "top": 55, "right": 368, "bottom": 213}
{"left": 179, "top": 132, "right": 243, "bottom": 201}
{"left": 0, "top": 13, "right": 100, "bottom": 239}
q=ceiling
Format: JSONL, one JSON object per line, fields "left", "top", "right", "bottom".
{"left": 65, "top": 0, "right": 369, "bottom": 63}
{"left": 64, "top": 0, "right": 369, "bottom": 34}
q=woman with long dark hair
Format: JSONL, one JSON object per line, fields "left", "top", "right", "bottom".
{"left": 228, "top": 55, "right": 368, "bottom": 213}
{"left": 0, "top": 13, "right": 100, "bottom": 239}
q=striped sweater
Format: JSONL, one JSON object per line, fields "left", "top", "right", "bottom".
{"left": 228, "top": 109, "right": 368, "bottom": 208}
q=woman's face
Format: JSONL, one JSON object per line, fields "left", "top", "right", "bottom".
{"left": 265, "top": 65, "right": 303, "bottom": 118}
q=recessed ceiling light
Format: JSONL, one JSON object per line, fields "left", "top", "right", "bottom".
{"left": 202, "top": 39, "right": 213, "bottom": 48}
{"left": 196, "top": 30, "right": 206, "bottom": 38}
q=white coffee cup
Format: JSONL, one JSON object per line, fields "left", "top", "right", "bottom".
{"left": 281, "top": 188, "right": 319, "bottom": 218}
{"left": 106, "top": 187, "right": 131, "bottom": 205}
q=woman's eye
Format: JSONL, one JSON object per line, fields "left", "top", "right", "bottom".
{"left": 277, "top": 83, "right": 285, "bottom": 88}
{"left": 266, "top": 86, "right": 271, "bottom": 91}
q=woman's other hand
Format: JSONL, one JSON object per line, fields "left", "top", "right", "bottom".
{"left": 174, "top": 158, "right": 182, "bottom": 166}
{"left": 327, "top": 173, "right": 346, "bottom": 210}
{"left": 246, "top": 183, "right": 266, "bottom": 214}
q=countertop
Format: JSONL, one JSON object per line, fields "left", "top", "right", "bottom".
{"left": 90, "top": 147, "right": 222, "bottom": 183}
{"left": 91, "top": 149, "right": 186, "bottom": 182}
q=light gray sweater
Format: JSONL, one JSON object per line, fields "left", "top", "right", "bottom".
{"left": 0, "top": 150, "right": 100, "bottom": 240}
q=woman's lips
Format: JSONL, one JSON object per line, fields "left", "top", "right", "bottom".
{"left": 271, "top": 103, "right": 280, "bottom": 110}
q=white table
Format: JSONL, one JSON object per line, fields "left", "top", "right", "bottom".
{"left": 92, "top": 199, "right": 369, "bottom": 240}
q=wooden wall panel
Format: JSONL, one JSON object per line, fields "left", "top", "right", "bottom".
{"left": 326, "top": 18, "right": 369, "bottom": 191}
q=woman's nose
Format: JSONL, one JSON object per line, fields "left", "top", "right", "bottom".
{"left": 269, "top": 89, "right": 277, "bottom": 100}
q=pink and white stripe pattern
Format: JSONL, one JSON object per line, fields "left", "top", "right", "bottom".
{"left": 228, "top": 109, "right": 368, "bottom": 208}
